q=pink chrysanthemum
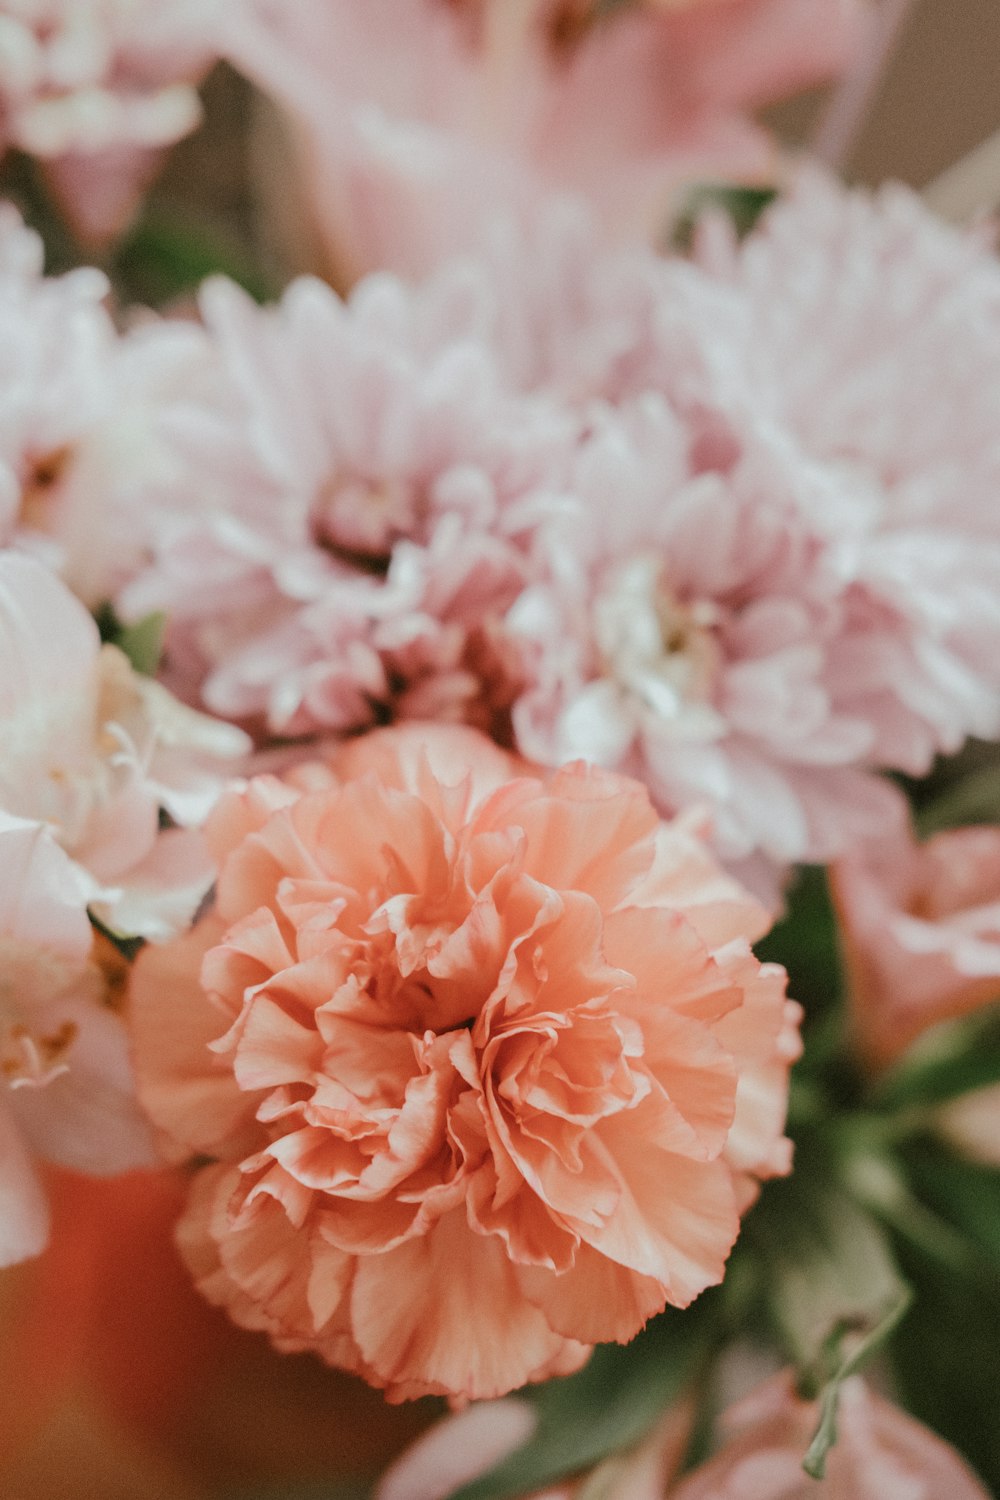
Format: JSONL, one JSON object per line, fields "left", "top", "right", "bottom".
{"left": 119, "top": 269, "right": 566, "bottom": 739}
{"left": 131, "top": 723, "right": 799, "bottom": 1402}
{"left": 502, "top": 177, "right": 1000, "bottom": 873}
{"left": 0, "top": 205, "right": 213, "bottom": 606}
{"left": 689, "top": 174, "right": 1000, "bottom": 778}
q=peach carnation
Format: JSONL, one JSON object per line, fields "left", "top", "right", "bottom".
{"left": 132, "top": 723, "right": 798, "bottom": 1402}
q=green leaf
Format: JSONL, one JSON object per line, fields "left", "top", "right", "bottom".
{"left": 112, "top": 212, "right": 276, "bottom": 308}
{"left": 114, "top": 610, "right": 167, "bottom": 677}
{"left": 889, "top": 1237, "right": 1000, "bottom": 1494}
{"left": 755, "top": 866, "right": 844, "bottom": 1027}
{"left": 673, "top": 184, "right": 778, "bottom": 249}
{"left": 446, "top": 1303, "right": 714, "bottom": 1500}
{"left": 903, "top": 1144, "right": 1000, "bottom": 1275}
{"left": 915, "top": 764, "right": 1000, "bottom": 835}
{"left": 874, "top": 1010, "right": 1000, "bottom": 1113}
{"left": 749, "top": 1165, "right": 911, "bottom": 1478}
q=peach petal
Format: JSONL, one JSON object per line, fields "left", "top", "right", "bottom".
{"left": 480, "top": 763, "right": 660, "bottom": 911}
{"left": 230, "top": 995, "right": 324, "bottom": 1092}
{"left": 519, "top": 1243, "right": 668, "bottom": 1348}
{"left": 351, "top": 1208, "right": 586, "bottom": 1401}
{"left": 131, "top": 918, "right": 257, "bottom": 1161}
{"left": 573, "top": 1124, "right": 739, "bottom": 1304}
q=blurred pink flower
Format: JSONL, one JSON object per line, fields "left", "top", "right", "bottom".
{"left": 119, "top": 270, "right": 563, "bottom": 739}
{"left": 0, "top": 812, "right": 155, "bottom": 1267}
{"left": 0, "top": 552, "right": 248, "bottom": 939}
{"left": 0, "top": 0, "right": 228, "bottom": 242}
{"left": 223, "top": 0, "right": 867, "bottom": 284}
{"left": 132, "top": 722, "right": 798, "bottom": 1401}
{"left": 831, "top": 803, "right": 1000, "bottom": 1068}
{"left": 668, "top": 1371, "right": 991, "bottom": 1499}
{"left": 0, "top": 206, "right": 214, "bottom": 606}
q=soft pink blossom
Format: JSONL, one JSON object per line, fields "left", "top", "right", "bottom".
{"left": 0, "top": 0, "right": 228, "bottom": 242}
{"left": 0, "top": 810, "right": 155, "bottom": 1266}
{"left": 831, "top": 802, "right": 1000, "bottom": 1068}
{"left": 127, "top": 175, "right": 1000, "bottom": 879}
{"left": 223, "top": 0, "right": 867, "bottom": 285}
{"left": 668, "top": 1372, "right": 991, "bottom": 1499}
{"left": 0, "top": 206, "right": 215, "bottom": 606}
{"left": 119, "top": 270, "right": 564, "bottom": 739}
{"left": 132, "top": 722, "right": 798, "bottom": 1401}
{"left": 0, "top": 552, "right": 248, "bottom": 939}
{"left": 687, "top": 174, "right": 1000, "bottom": 780}
{"left": 501, "top": 176, "right": 1000, "bottom": 872}
{"left": 508, "top": 395, "right": 900, "bottom": 871}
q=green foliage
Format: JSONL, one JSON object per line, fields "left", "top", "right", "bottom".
{"left": 673, "top": 184, "right": 778, "bottom": 250}
{"left": 875, "top": 1010, "right": 1000, "bottom": 1113}
{"left": 889, "top": 1235, "right": 1000, "bottom": 1495}
{"left": 446, "top": 1302, "right": 716, "bottom": 1500}
{"left": 756, "top": 867, "right": 845, "bottom": 1041}
{"left": 111, "top": 211, "right": 276, "bottom": 309}
{"left": 914, "top": 762, "right": 1000, "bottom": 835}
{"left": 747, "top": 1158, "right": 912, "bottom": 1478}
{"left": 902, "top": 1143, "right": 1000, "bottom": 1278}
{"left": 95, "top": 603, "right": 167, "bottom": 676}
{"left": 114, "top": 610, "right": 167, "bottom": 677}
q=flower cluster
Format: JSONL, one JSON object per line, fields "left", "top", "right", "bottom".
{"left": 119, "top": 174, "right": 1000, "bottom": 886}
{"left": 3, "top": 4, "right": 1000, "bottom": 1497}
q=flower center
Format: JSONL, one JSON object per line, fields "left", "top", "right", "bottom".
{"left": 594, "top": 554, "right": 724, "bottom": 736}
{"left": 18, "top": 444, "right": 73, "bottom": 534}
{"left": 310, "top": 471, "right": 421, "bottom": 574}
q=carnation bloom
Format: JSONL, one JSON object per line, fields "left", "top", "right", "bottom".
{"left": 0, "top": 552, "right": 248, "bottom": 938}
{"left": 667, "top": 1371, "right": 991, "bottom": 1499}
{"left": 684, "top": 174, "right": 1000, "bottom": 781}
{"left": 830, "top": 801, "right": 1000, "bottom": 1068}
{"left": 508, "top": 393, "right": 900, "bottom": 874}
{"left": 0, "top": 0, "right": 227, "bottom": 242}
{"left": 132, "top": 723, "right": 799, "bottom": 1401}
{"left": 501, "top": 175, "right": 1000, "bottom": 874}
{"left": 0, "top": 206, "right": 213, "bottom": 607}
{"left": 118, "top": 270, "right": 562, "bottom": 739}
{"left": 223, "top": 0, "right": 866, "bottom": 285}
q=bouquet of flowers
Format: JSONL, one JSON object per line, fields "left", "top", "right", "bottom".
{"left": 2, "top": 3, "right": 1000, "bottom": 1496}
